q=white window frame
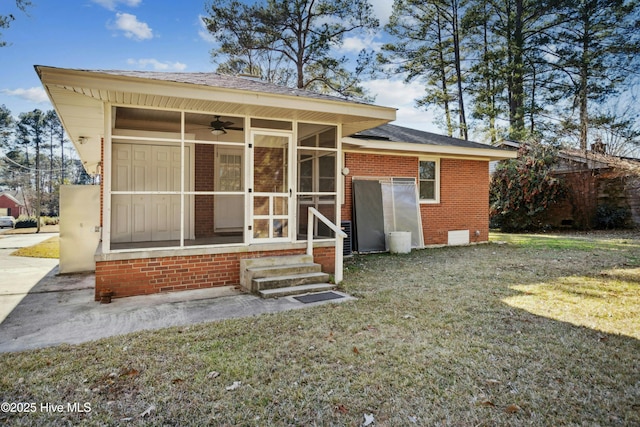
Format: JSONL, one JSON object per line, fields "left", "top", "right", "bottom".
{"left": 418, "top": 158, "right": 440, "bottom": 204}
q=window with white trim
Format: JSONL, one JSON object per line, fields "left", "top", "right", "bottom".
{"left": 419, "top": 159, "right": 439, "bottom": 203}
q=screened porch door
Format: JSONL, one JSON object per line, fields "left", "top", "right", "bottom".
{"left": 250, "top": 131, "right": 292, "bottom": 243}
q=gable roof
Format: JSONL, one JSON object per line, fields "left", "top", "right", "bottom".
{"left": 0, "top": 192, "right": 24, "bottom": 206}
{"left": 557, "top": 148, "right": 640, "bottom": 174}
{"left": 36, "top": 66, "right": 396, "bottom": 173}
{"left": 345, "top": 124, "right": 517, "bottom": 161}
{"left": 96, "top": 70, "right": 369, "bottom": 106}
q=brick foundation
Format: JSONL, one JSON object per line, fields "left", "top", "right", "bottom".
{"left": 95, "top": 246, "right": 335, "bottom": 300}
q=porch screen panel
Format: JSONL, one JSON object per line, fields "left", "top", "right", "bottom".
{"left": 380, "top": 178, "right": 424, "bottom": 248}
{"left": 296, "top": 123, "right": 338, "bottom": 240}
{"left": 252, "top": 133, "right": 290, "bottom": 241}
{"left": 352, "top": 179, "right": 385, "bottom": 252}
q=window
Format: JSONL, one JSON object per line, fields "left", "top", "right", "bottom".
{"left": 419, "top": 159, "right": 439, "bottom": 202}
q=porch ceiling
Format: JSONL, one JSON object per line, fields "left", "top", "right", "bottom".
{"left": 36, "top": 66, "right": 396, "bottom": 174}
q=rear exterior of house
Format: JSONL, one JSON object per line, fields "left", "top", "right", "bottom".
{"left": 37, "top": 66, "right": 515, "bottom": 300}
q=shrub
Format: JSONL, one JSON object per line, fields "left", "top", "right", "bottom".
{"left": 490, "top": 141, "right": 564, "bottom": 232}
{"left": 42, "top": 216, "right": 59, "bottom": 226}
{"left": 15, "top": 215, "right": 38, "bottom": 229}
{"left": 595, "top": 204, "right": 629, "bottom": 229}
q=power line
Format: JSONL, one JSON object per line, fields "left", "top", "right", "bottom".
{"left": 0, "top": 150, "right": 73, "bottom": 173}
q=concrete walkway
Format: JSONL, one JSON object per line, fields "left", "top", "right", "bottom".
{"left": 0, "top": 232, "right": 59, "bottom": 324}
{"left": 0, "top": 232, "right": 354, "bottom": 353}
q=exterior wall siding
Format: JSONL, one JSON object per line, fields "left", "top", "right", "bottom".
{"left": 94, "top": 246, "right": 335, "bottom": 300}
{"left": 0, "top": 195, "right": 25, "bottom": 218}
{"left": 343, "top": 152, "right": 489, "bottom": 246}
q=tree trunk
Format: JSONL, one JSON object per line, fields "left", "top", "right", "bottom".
{"left": 35, "top": 138, "right": 41, "bottom": 233}
{"left": 510, "top": 0, "right": 525, "bottom": 138}
{"left": 579, "top": 8, "right": 590, "bottom": 151}
{"left": 436, "top": 12, "right": 453, "bottom": 137}
{"left": 451, "top": 0, "right": 468, "bottom": 140}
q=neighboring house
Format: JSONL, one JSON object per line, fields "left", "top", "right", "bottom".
{"left": 0, "top": 192, "right": 27, "bottom": 218}
{"left": 36, "top": 66, "right": 515, "bottom": 300}
{"left": 542, "top": 149, "right": 640, "bottom": 229}
{"left": 493, "top": 140, "right": 640, "bottom": 229}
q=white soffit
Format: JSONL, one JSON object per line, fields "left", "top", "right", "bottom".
{"left": 36, "top": 66, "right": 396, "bottom": 152}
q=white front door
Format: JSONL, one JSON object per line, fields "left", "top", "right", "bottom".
{"left": 111, "top": 143, "right": 189, "bottom": 243}
{"left": 250, "top": 131, "right": 292, "bottom": 243}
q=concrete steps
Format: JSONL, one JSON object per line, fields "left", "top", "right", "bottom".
{"left": 240, "top": 254, "right": 335, "bottom": 298}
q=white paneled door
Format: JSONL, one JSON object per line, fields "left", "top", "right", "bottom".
{"left": 111, "top": 143, "right": 189, "bottom": 243}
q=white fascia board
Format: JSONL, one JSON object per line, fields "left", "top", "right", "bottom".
{"left": 342, "top": 137, "right": 518, "bottom": 161}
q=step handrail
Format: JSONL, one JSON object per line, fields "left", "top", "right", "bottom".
{"left": 307, "top": 207, "right": 347, "bottom": 284}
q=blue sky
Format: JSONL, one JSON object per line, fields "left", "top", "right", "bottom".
{"left": 0, "top": 0, "right": 436, "bottom": 132}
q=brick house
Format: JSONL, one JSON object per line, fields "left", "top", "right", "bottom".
{"left": 36, "top": 66, "right": 515, "bottom": 300}
{"left": 540, "top": 149, "right": 640, "bottom": 229}
{"left": 0, "top": 192, "right": 27, "bottom": 218}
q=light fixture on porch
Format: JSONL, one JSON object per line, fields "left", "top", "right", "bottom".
{"left": 78, "top": 136, "right": 88, "bottom": 144}
{"left": 210, "top": 116, "right": 228, "bottom": 135}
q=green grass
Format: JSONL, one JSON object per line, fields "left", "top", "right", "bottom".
{"left": 1, "top": 231, "right": 639, "bottom": 426}
{"left": 10, "top": 236, "right": 59, "bottom": 259}
{"left": 490, "top": 230, "right": 640, "bottom": 252}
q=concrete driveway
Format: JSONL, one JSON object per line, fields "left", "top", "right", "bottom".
{"left": 0, "top": 231, "right": 354, "bottom": 353}
{"left": 0, "top": 232, "right": 59, "bottom": 323}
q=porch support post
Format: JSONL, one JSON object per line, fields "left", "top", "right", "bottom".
{"left": 307, "top": 209, "right": 314, "bottom": 256}
{"left": 335, "top": 235, "right": 344, "bottom": 284}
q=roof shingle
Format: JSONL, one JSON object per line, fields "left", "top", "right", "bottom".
{"left": 93, "top": 69, "right": 370, "bottom": 106}
{"left": 351, "top": 123, "right": 502, "bottom": 151}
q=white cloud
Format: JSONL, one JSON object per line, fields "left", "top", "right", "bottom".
{"left": 369, "top": 0, "right": 394, "bottom": 26}
{"left": 92, "top": 0, "right": 142, "bottom": 11}
{"left": 113, "top": 12, "right": 153, "bottom": 40}
{"left": 1, "top": 87, "right": 49, "bottom": 104}
{"left": 362, "top": 78, "right": 439, "bottom": 133}
{"left": 338, "top": 35, "right": 382, "bottom": 54}
{"left": 197, "top": 14, "right": 216, "bottom": 43}
{"left": 127, "top": 58, "right": 187, "bottom": 71}
{"left": 363, "top": 78, "right": 422, "bottom": 108}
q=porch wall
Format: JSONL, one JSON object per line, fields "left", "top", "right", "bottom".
{"left": 342, "top": 152, "right": 489, "bottom": 245}
{"left": 195, "top": 144, "right": 216, "bottom": 237}
{"left": 94, "top": 245, "right": 335, "bottom": 300}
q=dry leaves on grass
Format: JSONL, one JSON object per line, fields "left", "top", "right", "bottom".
{"left": 1, "top": 231, "right": 638, "bottom": 426}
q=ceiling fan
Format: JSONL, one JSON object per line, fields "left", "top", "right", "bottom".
{"left": 208, "top": 115, "right": 243, "bottom": 135}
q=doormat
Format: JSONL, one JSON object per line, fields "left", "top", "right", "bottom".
{"left": 294, "top": 291, "right": 344, "bottom": 304}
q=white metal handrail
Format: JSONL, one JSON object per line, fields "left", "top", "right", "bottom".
{"left": 307, "top": 207, "right": 347, "bottom": 284}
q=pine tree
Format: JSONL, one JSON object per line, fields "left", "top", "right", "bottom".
{"left": 381, "top": 0, "right": 468, "bottom": 139}
{"left": 203, "top": 0, "right": 379, "bottom": 99}
{"left": 551, "top": 0, "right": 640, "bottom": 150}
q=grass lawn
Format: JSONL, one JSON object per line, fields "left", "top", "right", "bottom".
{"left": 10, "top": 236, "right": 59, "bottom": 259}
{"left": 1, "top": 231, "right": 639, "bottom": 426}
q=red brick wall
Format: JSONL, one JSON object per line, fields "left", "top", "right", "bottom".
{"left": 100, "top": 138, "right": 104, "bottom": 227}
{"left": 422, "top": 159, "right": 489, "bottom": 244}
{"left": 95, "top": 246, "right": 335, "bottom": 299}
{"left": 0, "top": 196, "right": 23, "bottom": 218}
{"left": 342, "top": 152, "right": 489, "bottom": 246}
{"left": 342, "top": 152, "right": 415, "bottom": 220}
{"left": 195, "top": 144, "right": 215, "bottom": 237}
